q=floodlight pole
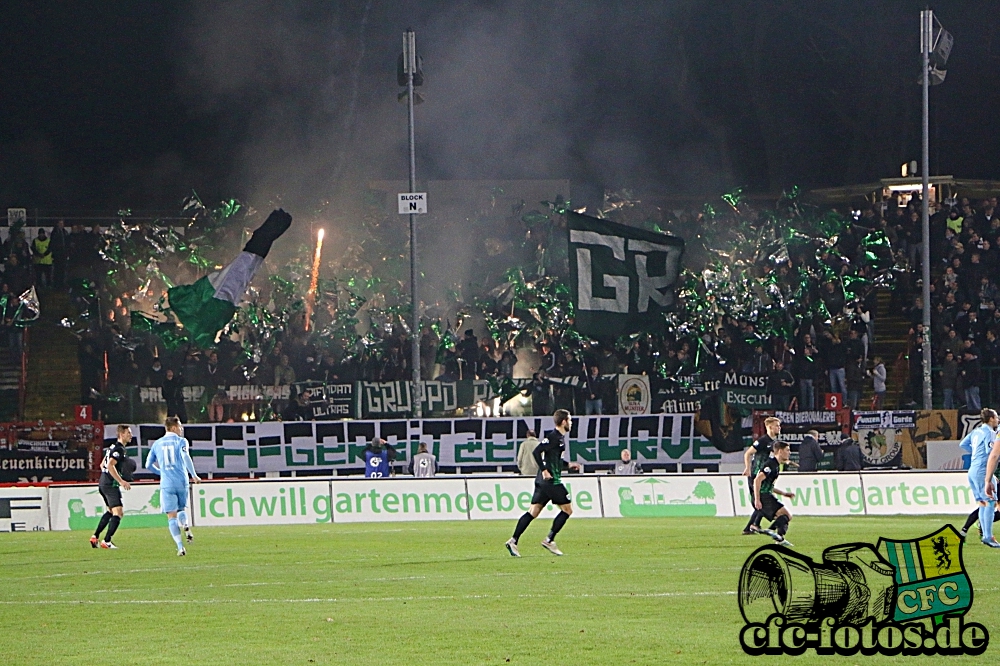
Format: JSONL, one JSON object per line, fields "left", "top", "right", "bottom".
{"left": 920, "top": 10, "right": 933, "bottom": 410}
{"left": 404, "top": 29, "right": 422, "bottom": 418}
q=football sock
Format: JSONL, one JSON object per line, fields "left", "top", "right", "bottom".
{"left": 243, "top": 209, "right": 292, "bottom": 258}
{"left": 94, "top": 511, "right": 112, "bottom": 538}
{"left": 772, "top": 515, "right": 790, "bottom": 536}
{"left": 749, "top": 510, "right": 763, "bottom": 529}
{"left": 980, "top": 503, "right": 995, "bottom": 541}
{"left": 548, "top": 511, "right": 569, "bottom": 541}
{"left": 168, "top": 518, "right": 184, "bottom": 550}
{"left": 178, "top": 509, "right": 189, "bottom": 530}
{"left": 512, "top": 512, "right": 534, "bottom": 543}
{"left": 743, "top": 496, "right": 757, "bottom": 530}
{"left": 963, "top": 508, "right": 980, "bottom": 532}
{"left": 104, "top": 515, "right": 121, "bottom": 542}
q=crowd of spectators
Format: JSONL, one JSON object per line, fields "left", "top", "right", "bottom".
{"left": 4, "top": 196, "right": 1000, "bottom": 422}
{"left": 657, "top": 195, "right": 1000, "bottom": 412}
{"left": 905, "top": 196, "right": 1000, "bottom": 411}
{"left": 1, "top": 221, "right": 102, "bottom": 356}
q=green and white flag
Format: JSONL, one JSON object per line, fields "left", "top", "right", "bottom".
{"left": 568, "top": 212, "right": 684, "bottom": 337}
{"left": 168, "top": 209, "right": 292, "bottom": 347}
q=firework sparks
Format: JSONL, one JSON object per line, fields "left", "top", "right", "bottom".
{"left": 304, "top": 228, "right": 325, "bottom": 331}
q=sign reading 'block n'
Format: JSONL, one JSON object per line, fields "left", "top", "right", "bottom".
{"left": 397, "top": 192, "right": 427, "bottom": 214}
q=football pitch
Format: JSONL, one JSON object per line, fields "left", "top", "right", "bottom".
{"left": 1, "top": 516, "right": 996, "bottom": 665}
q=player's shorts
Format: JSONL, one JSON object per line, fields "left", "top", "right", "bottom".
{"left": 969, "top": 469, "right": 989, "bottom": 503}
{"left": 759, "top": 493, "right": 784, "bottom": 521}
{"left": 98, "top": 484, "right": 123, "bottom": 509}
{"left": 531, "top": 479, "right": 571, "bottom": 507}
{"left": 160, "top": 486, "right": 188, "bottom": 513}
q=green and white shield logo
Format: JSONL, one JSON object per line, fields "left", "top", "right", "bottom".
{"left": 877, "top": 525, "right": 972, "bottom": 623}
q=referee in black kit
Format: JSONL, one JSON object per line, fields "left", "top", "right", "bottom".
{"left": 505, "top": 409, "right": 582, "bottom": 557}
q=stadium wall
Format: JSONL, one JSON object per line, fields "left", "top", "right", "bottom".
{"left": 2, "top": 471, "right": 981, "bottom": 531}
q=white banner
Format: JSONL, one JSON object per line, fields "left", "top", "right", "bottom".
{"left": 603, "top": 475, "right": 734, "bottom": 518}
{"left": 926, "top": 441, "right": 967, "bottom": 471}
{"left": 49, "top": 484, "right": 170, "bottom": 532}
{"left": 138, "top": 384, "right": 292, "bottom": 404}
{"left": 465, "top": 477, "right": 602, "bottom": 520}
{"left": 194, "top": 480, "right": 331, "bottom": 526}
{"left": 23, "top": 471, "right": 983, "bottom": 531}
{"left": 331, "top": 478, "right": 470, "bottom": 523}
{"left": 617, "top": 375, "right": 651, "bottom": 415}
{"left": 105, "top": 415, "right": 724, "bottom": 475}
{"left": 0, "top": 486, "right": 48, "bottom": 532}
{"left": 860, "top": 472, "right": 976, "bottom": 516}
{"left": 730, "top": 473, "right": 865, "bottom": 517}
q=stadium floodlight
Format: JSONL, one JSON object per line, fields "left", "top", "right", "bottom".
{"left": 400, "top": 28, "right": 423, "bottom": 418}
{"left": 918, "top": 9, "right": 953, "bottom": 409}
{"left": 930, "top": 21, "right": 953, "bottom": 68}
{"left": 927, "top": 64, "right": 947, "bottom": 86}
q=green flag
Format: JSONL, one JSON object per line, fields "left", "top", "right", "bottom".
{"left": 168, "top": 209, "right": 292, "bottom": 348}
{"left": 567, "top": 212, "right": 684, "bottom": 337}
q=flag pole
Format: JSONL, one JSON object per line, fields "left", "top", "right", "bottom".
{"left": 920, "top": 10, "right": 933, "bottom": 410}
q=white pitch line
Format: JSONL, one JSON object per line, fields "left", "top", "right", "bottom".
{"left": 13, "top": 563, "right": 248, "bottom": 581}
{"left": 0, "top": 590, "right": 737, "bottom": 605}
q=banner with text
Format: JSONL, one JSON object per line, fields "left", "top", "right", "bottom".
{"left": 0, "top": 486, "right": 48, "bottom": 532}
{"left": 357, "top": 379, "right": 518, "bottom": 417}
{"left": 731, "top": 473, "right": 865, "bottom": 516}
{"left": 139, "top": 384, "right": 293, "bottom": 404}
{"left": 18, "top": 470, "right": 985, "bottom": 532}
{"left": 331, "top": 478, "right": 470, "bottom": 523}
{"left": 859, "top": 472, "right": 977, "bottom": 516}
{"left": 300, "top": 383, "right": 356, "bottom": 420}
{"left": 465, "top": 477, "right": 602, "bottom": 520}
{"left": 106, "top": 415, "right": 725, "bottom": 476}
{"left": 0, "top": 449, "right": 91, "bottom": 483}
{"left": 617, "top": 375, "right": 651, "bottom": 415}
{"left": 656, "top": 372, "right": 774, "bottom": 415}
{"left": 195, "top": 481, "right": 332, "bottom": 526}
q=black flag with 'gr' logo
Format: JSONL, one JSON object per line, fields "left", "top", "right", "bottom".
{"left": 568, "top": 212, "right": 684, "bottom": 337}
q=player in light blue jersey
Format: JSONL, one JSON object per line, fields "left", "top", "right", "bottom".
{"left": 145, "top": 416, "right": 201, "bottom": 555}
{"left": 965, "top": 408, "right": 1000, "bottom": 547}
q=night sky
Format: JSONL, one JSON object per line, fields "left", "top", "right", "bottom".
{"left": 1, "top": 1, "right": 998, "bottom": 213}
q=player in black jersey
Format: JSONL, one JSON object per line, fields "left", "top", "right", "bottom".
{"left": 741, "top": 416, "right": 781, "bottom": 535}
{"left": 751, "top": 440, "right": 796, "bottom": 546}
{"left": 91, "top": 425, "right": 133, "bottom": 549}
{"left": 505, "top": 409, "right": 582, "bottom": 556}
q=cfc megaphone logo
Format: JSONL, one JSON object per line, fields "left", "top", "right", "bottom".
{"left": 738, "top": 525, "right": 987, "bottom": 656}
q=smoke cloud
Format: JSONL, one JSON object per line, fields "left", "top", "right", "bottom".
{"left": 174, "top": 1, "right": 725, "bottom": 210}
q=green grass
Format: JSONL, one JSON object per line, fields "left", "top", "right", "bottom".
{"left": 1, "top": 516, "right": 997, "bottom": 665}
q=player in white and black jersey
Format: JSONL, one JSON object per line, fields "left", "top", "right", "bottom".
{"left": 91, "top": 425, "right": 134, "bottom": 549}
